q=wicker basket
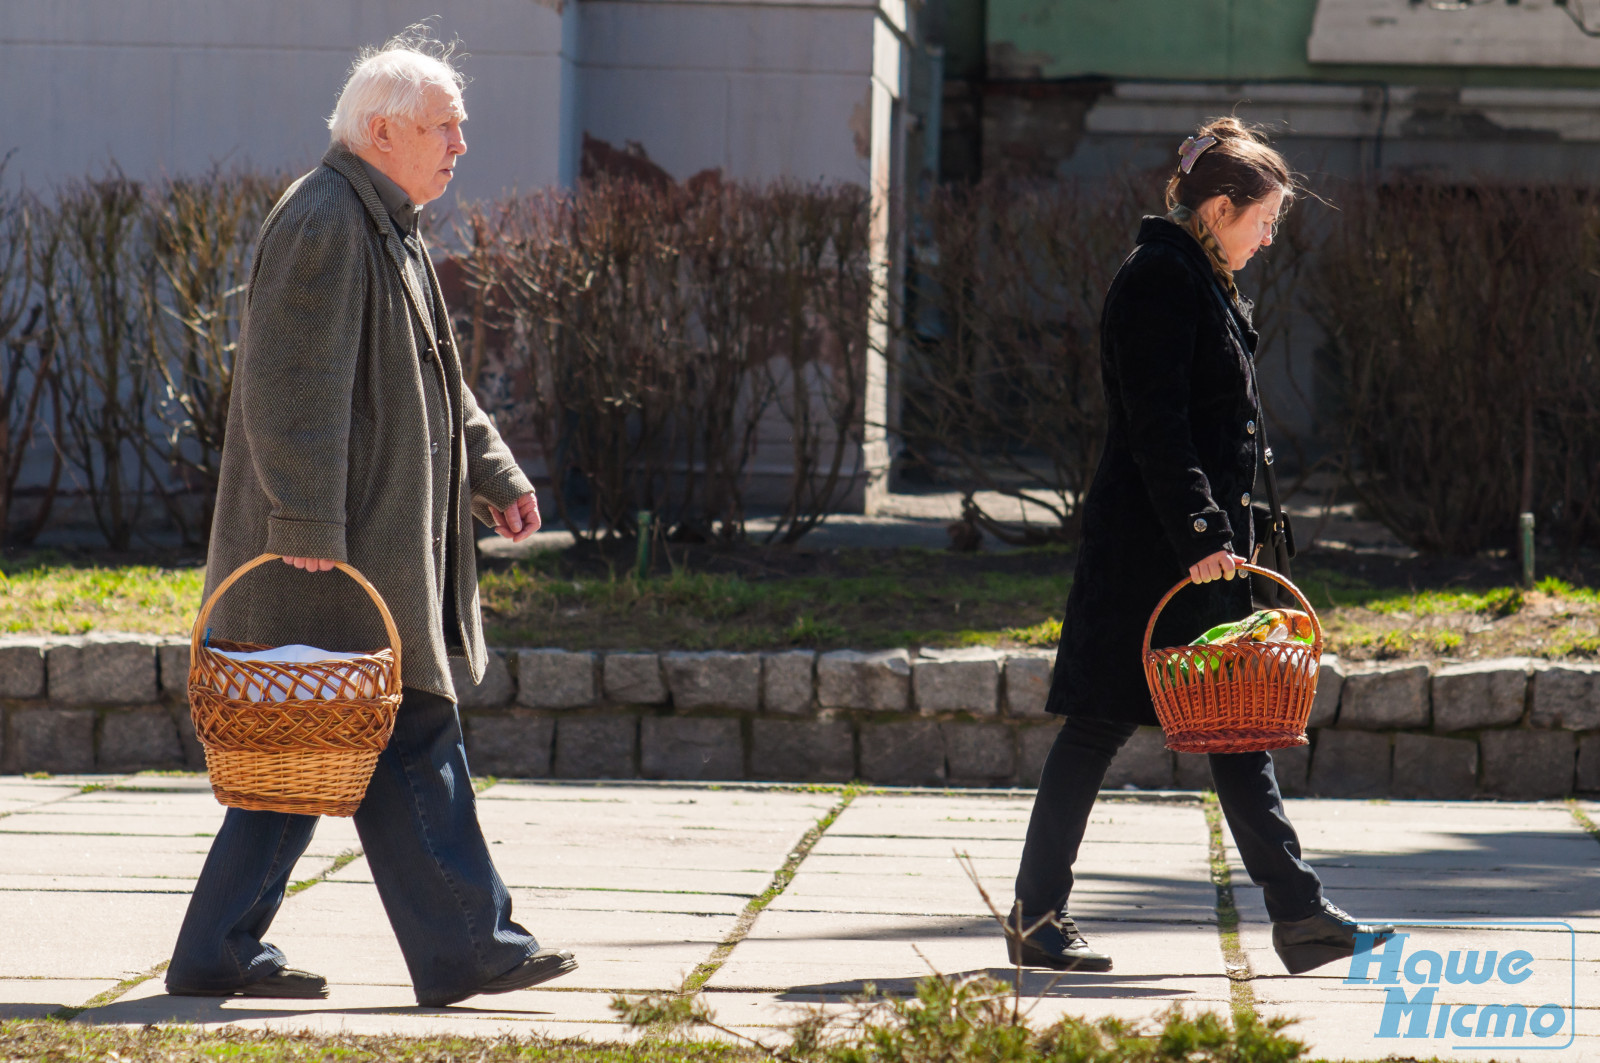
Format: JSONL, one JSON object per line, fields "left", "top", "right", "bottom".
{"left": 188, "top": 552, "right": 403, "bottom": 816}
{"left": 1142, "top": 563, "right": 1322, "bottom": 754}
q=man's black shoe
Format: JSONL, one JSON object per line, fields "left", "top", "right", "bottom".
{"left": 1005, "top": 912, "right": 1113, "bottom": 973}
{"left": 1272, "top": 900, "right": 1395, "bottom": 974}
{"left": 424, "top": 948, "right": 579, "bottom": 1007}
{"left": 167, "top": 967, "right": 329, "bottom": 999}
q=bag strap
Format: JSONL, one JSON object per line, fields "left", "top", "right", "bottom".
{"left": 1203, "top": 280, "right": 1288, "bottom": 549}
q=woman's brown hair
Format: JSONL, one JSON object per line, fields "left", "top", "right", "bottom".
{"left": 1164, "top": 116, "right": 1294, "bottom": 214}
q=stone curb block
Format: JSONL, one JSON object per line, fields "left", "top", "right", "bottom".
{"left": 1338, "top": 662, "right": 1431, "bottom": 730}
{"left": 941, "top": 721, "right": 1014, "bottom": 783}
{"left": 1273, "top": 744, "right": 1311, "bottom": 796}
{"left": 1002, "top": 653, "right": 1053, "bottom": 718}
{"left": 750, "top": 717, "right": 853, "bottom": 782}
{"left": 7, "top": 708, "right": 94, "bottom": 773}
{"left": 1309, "top": 729, "right": 1391, "bottom": 797}
{"left": 859, "top": 719, "right": 944, "bottom": 786}
{"left": 760, "top": 651, "right": 816, "bottom": 716}
{"left": 553, "top": 715, "right": 636, "bottom": 779}
{"left": 98, "top": 707, "right": 185, "bottom": 771}
{"left": 1578, "top": 734, "right": 1600, "bottom": 793}
{"left": 603, "top": 653, "right": 668, "bottom": 706}
{"left": 1433, "top": 659, "right": 1529, "bottom": 732}
{"left": 515, "top": 649, "right": 597, "bottom": 709}
{"left": 1392, "top": 732, "right": 1477, "bottom": 800}
{"left": 641, "top": 716, "right": 743, "bottom": 780}
{"left": 452, "top": 651, "right": 515, "bottom": 710}
{"left": 158, "top": 640, "right": 191, "bottom": 702}
{"left": 48, "top": 638, "right": 159, "bottom": 706}
{"left": 1308, "top": 655, "right": 1344, "bottom": 729}
{"left": 662, "top": 652, "right": 760, "bottom": 711}
{"left": 0, "top": 638, "right": 46, "bottom": 699}
{"left": 1530, "top": 662, "right": 1600, "bottom": 731}
{"left": 1017, "top": 720, "right": 1061, "bottom": 786}
{"left": 913, "top": 654, "right": 1000, "bottom": 716}
{"left": 465, "top": 713, "right": 553, "bottom": 777}
{"left": 1481, "top": 729, "right": 1576, "bottom": 799}
{"left": 817, "top": 650, "right": 912, "bottom": 712}
{"left": 1104, "top": 726, "right": 1173, "bottom": 790}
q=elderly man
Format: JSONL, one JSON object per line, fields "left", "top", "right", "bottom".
{"left": 164, "top": 36, "right": 575, "bottom": 1006}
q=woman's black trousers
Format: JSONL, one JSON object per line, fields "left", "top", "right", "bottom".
{"left": 1014, "top": 716, "right": 1324, "bottom": 924}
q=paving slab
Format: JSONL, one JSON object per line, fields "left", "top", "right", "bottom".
{"left": 0, "top": 890, "right": 192, "bottom": 979}
{"left": 0, "top": 978, "right": 121, "bottom": 1018}
{"left": 1221, "top": 799, "right": 1598, "bottom": 1062}
{"left": 81, "top": 977, "right": 640, "bottom": 1041}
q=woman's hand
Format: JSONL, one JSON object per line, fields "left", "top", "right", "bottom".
{"left": 1189, "top": 550, "right": 1248, "bottom": 584}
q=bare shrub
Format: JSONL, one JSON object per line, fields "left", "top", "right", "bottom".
{"left": 0, "top": 176, "right": 64, "bottom": 544}
{"left": 138, "top": 170, "right": 284, "bottom": 543}
{"left": 464, "top": 179, "right": 870, "bottom": 545}
{"left": 745, "top": 183, "right": 872, "bottom": 544}
{"left": 1311, "top": 181, "right": 1600, "bottom": 554}
{"left": 896, "top": 177, "right": 1147, "bottom": 543}
{"left": 50, "top": 175, "right": 153, "bottom": 550}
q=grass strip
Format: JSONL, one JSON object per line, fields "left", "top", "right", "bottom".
{"left": 286, "top": 847, "right": 364, "bottom": 897}
{"left": 677, "top": 785, "right": 862, "bottom": 995}
{"left": 49, "top": 959, "right": 170, "bottom": 1020}
{"left": 1, "top": 1022, "right": 765, "bottom": 1062}
{"left": 1202, "top": 792, "right": 1257, "bottom": 1024}
{"left": 1567, "top": 798, "right": 1600, "bottom": 842}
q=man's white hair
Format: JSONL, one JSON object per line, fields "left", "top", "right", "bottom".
{"left": 328, "top": 29, "right": 467, "bottom": 149}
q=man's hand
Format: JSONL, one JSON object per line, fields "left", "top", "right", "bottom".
{"left": 281, "top": 556, "right": 337, "bottom": 572}
{"left": 1189, "top": 550, "right": 1248, "bottom": 584}
{"left": 490, "top": 492, "right": 541, "bottom": 543}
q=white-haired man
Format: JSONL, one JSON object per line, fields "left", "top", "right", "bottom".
{"left": 164, "top": 34, "right": 575, "bottom": 1006}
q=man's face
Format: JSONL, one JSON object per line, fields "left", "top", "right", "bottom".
{"left": 367, "top": 84, "right": 467, "bottom": 206}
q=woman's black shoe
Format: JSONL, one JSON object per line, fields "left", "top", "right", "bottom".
{"left": 168, "top": 967, "right": 329, "bottom": 999}
{"left": 1272, "top": 900, "right": 1395, "bottom": 974}
{"left": 423, "top": 948, "right": 579, "bottom": 1007}
{"left": 1005, "top": 912, "right": 1113, "bottom": 972}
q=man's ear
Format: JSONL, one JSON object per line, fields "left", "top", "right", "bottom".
{"left": 367, "top": 115, "right": 393, "bottom": 153}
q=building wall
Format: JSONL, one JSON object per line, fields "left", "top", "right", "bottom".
{"left": 576, "top": 0, "right": 877, "bottom": 183}
{"left": 0, "top": 1, "right": 573, "bottom": 203}
{"left": 986, "top": 0, "right": 1600, "bottom": 84}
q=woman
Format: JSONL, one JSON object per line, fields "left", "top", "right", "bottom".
{"left": 1008, "top": 118, "right": 1390, "bottom": 976}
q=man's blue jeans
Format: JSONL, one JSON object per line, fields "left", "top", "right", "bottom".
{"left": 166, "top": 687, "right": 540, "bottom": 1005}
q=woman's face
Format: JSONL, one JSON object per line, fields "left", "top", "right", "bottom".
{"left": 1201, "top": 189, "right": 1285, "bottom": 272}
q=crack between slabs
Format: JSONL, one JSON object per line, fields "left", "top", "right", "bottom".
{"left": 0, "top": 774, "right": 134, "bottom": 823}
{"left": 677, "top": 786, "right": 861, "bottom": 996}
{"left": 1202, "top": 792, "right": 1257, "bottom": 1025}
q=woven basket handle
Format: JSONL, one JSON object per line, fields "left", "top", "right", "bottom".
{"left": 190, "top": 552, "right": 403, "bottom": 678}
{"left": 1142, "top": 562, "right": 1323, "bottom": 657}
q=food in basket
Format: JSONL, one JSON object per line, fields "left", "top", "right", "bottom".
{"left": 209, "top": 643, "right": 382, "bottom": 702}
{"left": 1191, "top": 609, "right": 1314, "bottom": 647}
{"left": 1157, "top": 609, "right": 1314, "bottom": 686}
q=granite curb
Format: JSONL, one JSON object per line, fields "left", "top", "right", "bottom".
{"left": 1, "top": 639, "right": 1595, "bottom": 797}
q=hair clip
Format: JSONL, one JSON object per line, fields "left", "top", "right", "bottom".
{"left": 1178, "top": 135, "right": 1218, "bottom": 175}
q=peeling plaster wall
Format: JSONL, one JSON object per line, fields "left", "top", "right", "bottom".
{"left": 0, "top": 1, "right": 573, "bottom": 205}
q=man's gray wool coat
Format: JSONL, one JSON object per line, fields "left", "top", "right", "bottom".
{"left": 201, "top": 144, "right": 534, "bottom": 700}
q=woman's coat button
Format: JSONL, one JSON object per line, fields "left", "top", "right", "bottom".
{"left": 1193, "top": 517, "right": 1208, "bottom": 533}
{"left": 1246, "top": 420, "right": 1257, "bottom": 435}
{"left": 1241, "top": 493, "right": 1251, "bottom": 507}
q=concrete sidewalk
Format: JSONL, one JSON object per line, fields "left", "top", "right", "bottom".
{"left": 1, "top": 775, "right": 1595, "bottom": 1061}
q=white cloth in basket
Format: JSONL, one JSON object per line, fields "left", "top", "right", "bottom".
{"left": 211, "top": 644, "right": 381, "bottom": 702}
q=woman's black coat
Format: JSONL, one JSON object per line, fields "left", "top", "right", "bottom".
{"left": 1046, "top": 216, "right": 1267, "bottom": 725}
